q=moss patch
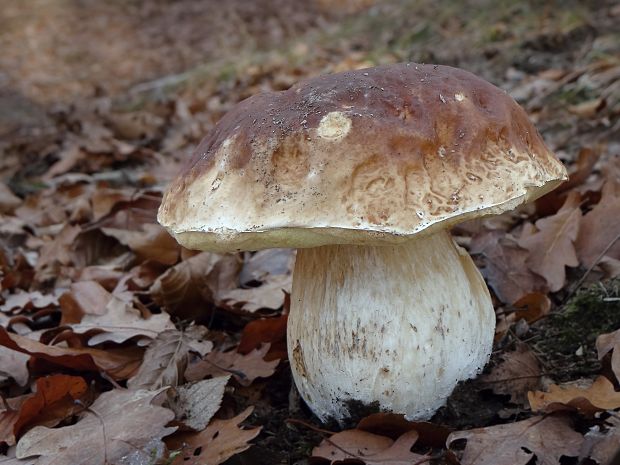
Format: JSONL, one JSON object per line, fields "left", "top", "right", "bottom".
{"left": 535, "top": 278, "right": 620, "bottom": 382}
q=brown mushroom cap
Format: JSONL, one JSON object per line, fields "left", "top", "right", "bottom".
{"left": 158, "top": 63, "right": 567, "bottom": 252}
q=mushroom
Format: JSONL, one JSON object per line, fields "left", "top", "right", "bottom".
{"left": 158, "top": 63, "right": 567, "bottom": 421}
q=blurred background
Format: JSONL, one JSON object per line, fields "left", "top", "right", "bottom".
{"left": 1, "top": 0, "right": 618, "bottom": 186}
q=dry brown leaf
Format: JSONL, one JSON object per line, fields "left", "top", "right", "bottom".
{"left": 528, "top": 376, "right": 620, "bottom": 415}
{"left": 238, "top": 313, "right": 288, "bottom": 361}
{"left": 356, "top": 413, "right": 451, "bottom": 448}
{"left": 13, "top": 375, "right": 88, "bottom": 438}
{"left": 479, "top": 343, "right": 542, "bottom": 405}
{"left": 447, "top": 415, "right": 583, "bottom": 465}
{"left": 69, "top": 294, "right": 174, "bottom": 345}
{"left": 0, "top": 183, "right": 21, "bottom": 213}
{"left": 471, "top": 231, "right": 547, "bottom": 304}
{"left": 238, "top": 249, "right": 295, "bottom": 286}
{"left": 0, "top": 396, "right": 29, "bottom": 447}
{"left": 596, "top": 328, "right": 620, "bottom": 383}
{"left": 168, "top": 407, "right": 259, "bottom": 465}
{"left": 168, "top": 376, "right": 230, "bottom": 431}
{"left": 0, "top": 326, "right": 142, "bottom": 380}
{"left": 0, "top": 346, "right": 29, "bottom": 386}
{"left": 312, "top": 429, "right": 429, "bottom": 464}
{"left": 518, "top": 191, "right": 582, "bottom": 291}
{"left": 0, "top": 291, "right": 58, "bottom": 314}
{"left": 150, "top": 252, "right": 240, "bottom": 320}
{"left": 101, "top": 223, "right": 180, "bottom": 265}
{"left": 217, "top": 274, "right": 290, "bottom": 312}
{"left": 576, "top": 180, "right": 620, "bottom": 268}
{"left": 185, "top": 344, "right": 279, "bottom": 386}
{"left": 127, "top": 326, "right": 213, "bottom": 390}
{"left": 35, "top": 224, "right": 81, "bottom": 272}
{"left": 511, "top": 292, "right": 551, "bottom": 323}
{"left": 58, "top": 281, "right": 111, "bottom": 324}
{"left": 15, "top": 388, "right": 176, "bottom": 465}
{"left": 588, "top": 415, "right": 620, "bottom": 465}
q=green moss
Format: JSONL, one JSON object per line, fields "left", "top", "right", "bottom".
{"left": 536, "top": 279, "right": 620, "bottom": 381}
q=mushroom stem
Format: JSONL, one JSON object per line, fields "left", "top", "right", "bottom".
{"left": 288, "top": 229, "right": 495, "bottom": 422}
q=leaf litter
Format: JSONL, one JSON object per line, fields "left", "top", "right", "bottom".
{"left": 0, "top": 0, "right": 619, "bottom": 463}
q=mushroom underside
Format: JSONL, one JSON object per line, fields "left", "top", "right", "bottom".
{"left": 288, "top": 229, "right": 495, "bottom": 422}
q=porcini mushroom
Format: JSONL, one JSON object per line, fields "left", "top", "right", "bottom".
{"left": 158, "top": 63, "right": 567, "bottom": 421}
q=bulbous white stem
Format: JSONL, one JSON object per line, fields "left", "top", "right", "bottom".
{"left": 287, "top": 230, "right": 495, "bottom": 422}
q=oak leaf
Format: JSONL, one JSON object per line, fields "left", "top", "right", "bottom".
{"left": 447, "top": 415, "right": 583, "bottom": 465}
{"left": 101, "top": 223, "right": 180, "bottom": 265}
{"left": 217, "top": 274, "right": 290, "bottom": 312}
{"left": 238, "top": 313, "right": 288, "bottom": 361}
{"left": 576, "top": 180, "right": 620, "bottom": 268}
{"left": 0, "top": 183, "right": 21, "bottom": 213}
{"left": 15, "top": 389, "right": 176, "bottom": 465}
{"left": 127, "top": 326, "right": 213, "bottom": 390}
{"left": 312, "top": 429, "right": 430, "bottom": 465}
{"left": 518, "top": 191, "right": 581, "bottom": 291}
{"left": 588, "top": 415, "right": 620, "bottom": 465}
{"left": 480, "top": 343, "right": 542, "bottom": 405}
{"left": 185, "top": 344, "right": 279, "bottom": 386}
{"left": 13, "top": 375, "right": 88, "bottom": 438}
{"left": 471, "top": 231, "right": 546, "bottom": 304}
{"left": 69, "top": 294, "right": 174, "bottom": 345}
{"left": 0, "top": 326, "right": 142, "bottom": 380}
{"left": 596, "top": 328, "right": 620, "bottom": 383}
{"left": 149, "top": 252, "right": 240, "bottom": 320}
{"left": 528, "top": 376, "right": 620, "bottom": 415}
{"left": 167, "top": 407, "right": 260, "bottom": 465}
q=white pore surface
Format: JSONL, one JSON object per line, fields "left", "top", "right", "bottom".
{"left": 287, "top": 230, "right": 495, "bottom": 422}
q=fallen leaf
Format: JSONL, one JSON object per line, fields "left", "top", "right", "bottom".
{"left": 238, "top": 249, "right": 295, "bottom": 286}
{"left": 0, "top": 346, "right": 29, "bottom": 386}
{"left": 447, "top": 415, "right": 583, "bottom": 465}
{"left": 102, "top": 223, "right": 180, "bottom": 265}
{"left": 480, "top": 343, "right": 542, "bottom": 405}
{"left": 576, "top": 180, "right": 620, "bottom": 268}
{"left": 356, "top": 413, "right": 451, "bottom": 448}
{"left": 596, "top": 328, "right": 620, "bottom": 383}
{"left": 168, "top": 376, "right": 230, "bottom": 431}
{"left": 471, "top": 231, "right": 546, "bottom": 304}
{"left": 167, "top": 407, "right": 260, "bottom": 465}
{"left": 58, "top": 281, "right": 111, "bottom": 324}
{"left": 0, "top": 327, "right": 142, "bottom": 380}
{"left": 511, "top": 293, "right": 552, "bottom": 324}
{"left": 0, "top": 396, "right": 29, "bottom": 446}
{"left": 15, "top": 388, "right": 175, "bottom": 465}
{"left": 588, "top": 415, "right": 620, "bottom": 465}
{"left": 13, "top": 375, "right": 88, "bottom": 437}
{"left": 69, "top": 294, "right": 174, "bottom": 345}
{"left": 238, "top": 313, "right": 288, "bottom": 361}
{"left": 312, "top": 429, "right": 430, "bottom": 464}
{"left": 150, "top": 252, "right": 240, "bottom": 320}
{"left": 0, "top": 183, "right": 21, "bottom": 213}
{"left": 35, "top": 224, "right": 81, "bottom": 272}
{"left": 128, "top": 326, "right": 213, "bottom": 390}
{"left": 0, "top": 291, "right": 58, "bottom": 314}
{"left": 217, "top": 274, "right": 290, "bottom": 312}
{"left": 518, "top": 191, "right": 582, "bottom": 291}
{"left": 528, "top": 376, "right": 620, "bottom": 415}
{"left": 185, "top": 344, "right": 279, "bottom": 386}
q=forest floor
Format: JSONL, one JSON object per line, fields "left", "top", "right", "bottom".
{"left": 1, "top": 1, "right": 619, "bottom": 464}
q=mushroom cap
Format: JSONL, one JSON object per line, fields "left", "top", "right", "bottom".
{"left": 158, "top": 63, "right": 566, "bottom": 252}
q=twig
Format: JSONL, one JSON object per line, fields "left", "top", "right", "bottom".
{"left": 563, "top": 231, "right": 620, "bottom": 305}
{"left": 284, "top": 418, "right": 336, "bottom": 436}
{"left": 478, "top": 372, "right": 556, "bottom": 385}
{"left": 285, "top": 418, "right": 363, "bottom": 460}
